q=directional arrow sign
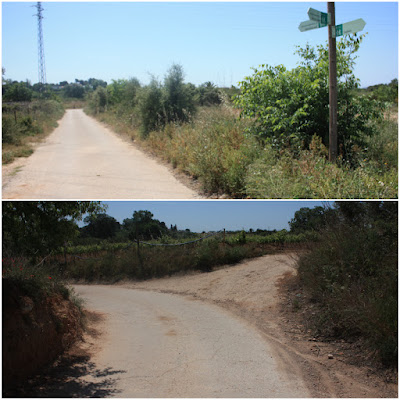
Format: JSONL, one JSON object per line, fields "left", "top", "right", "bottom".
{"left": 298, "top": 20, "right": 326, "bottom": 32}
{"left": 307, "top": 8, "right": 331, "bottom": 25}
{"left": 334, "top": 18, "right": 366, "bottom": 37}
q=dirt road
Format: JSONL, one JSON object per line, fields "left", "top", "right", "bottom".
{"left": 72, "top": 284, "right": 310, "bottom": 397}
{"left": 2, "top": 109, "right": 200, "bottom": 199}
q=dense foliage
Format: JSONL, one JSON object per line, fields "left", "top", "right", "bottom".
{"left": 2, "top": 201, "right": 104, "bottom": 258}
{"left": 86, "top": 64, "right": 223, "bottom": 137}
{"left": 297, "top": 202, "right": 398, "bottom": 366}
{"left": 234, "top": 36, "right": 385, "bottom": 161}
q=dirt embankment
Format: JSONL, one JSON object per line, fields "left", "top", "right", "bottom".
{"left": 121, "top": 252, "right": 398, "bottom": 398}
{"left": 2, "top": 280, "right": 83, "bottom": 396}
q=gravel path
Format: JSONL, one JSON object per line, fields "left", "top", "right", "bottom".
{"left": 72, "top": 284, "right": 310, "bottom": 398}
{"left": 2, "top": 109, "right": 200, "bottom": 199}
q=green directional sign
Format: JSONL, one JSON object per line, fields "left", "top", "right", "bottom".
{"left": 298, "top": 20, "right": 326, "bottom": 32}
{"left": 334, "top": 18, "right": 366, "bottom": 37}
{"left": 307, "top": 8, "right": 331, "bottom": 25}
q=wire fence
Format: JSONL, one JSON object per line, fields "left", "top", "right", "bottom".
{"left": 62, "top": 230, "right": 225, "bottom": 262}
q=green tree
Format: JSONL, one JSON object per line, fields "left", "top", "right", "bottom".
{"left": 137, "top": 77, "right": 164, "bottom": 137}
{"left": 88, "top": 86, "right": 108, "bottom": 114}
{"left": 163, "top": 64, "right": 196, "bottom": 124}
{"left": 234, "top": 36, "right": 384, "bottom": 161}
{"left": 123, "top": 210, "right": 169, "bottom": 240}
{"left": 3, "top": 81, "right": 33, "bottom": 102}
{"left": 2, "top": 201, "right": 105, "bottom": 258}
{"left": 63, "top": 83, "right": 85, "bottom": 99}
{"left": 289, "top": 206, "right": 333, "bottom": 233}
{"left": 81, "top": 213, "right": 121, "bottom": 239}
{"left": 197, "top": 81, "right": 221, "bottom": 106}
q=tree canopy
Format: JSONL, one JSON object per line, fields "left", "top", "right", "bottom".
{"left": 2, "top": 201, "right": 104, "bottom": 258}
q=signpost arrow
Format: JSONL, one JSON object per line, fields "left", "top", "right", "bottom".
{"left": 333, "top": 18, "right": 366, "bottom": 37}
{"left": 298, "top": 20, "right": 326, "bottom": 32}
{"left": 298, "top": 3, "right": 366, "bottom": 161}
{"left": 308, "top": 7, "right": 331, "bottom": 25}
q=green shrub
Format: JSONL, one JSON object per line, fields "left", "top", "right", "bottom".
{"left": 136, "top": 78, "right": 164, "bottom": 138}
{"left": 234, "top": 36, "right": 385, "bottom": 161}
{"left": 2, "top": 116, "right": 22, "bottom": 144}
{"left": 297, "top": 202, "right": 398, "bottom": 366}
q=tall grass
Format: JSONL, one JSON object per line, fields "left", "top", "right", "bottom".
{"left": 245, "top": 138, "right": 398, "bottom": 199}
{"left": 297, "top": 211, "right": 398, "bottom": 366}
{"left": 2, "top": 100, "right": 65, "bottom": 164}
{"left": 144, "top": 106, "right": 261, "bottom": 196}
{"left": 87, "top": 101, "right": 397, "bottom": 199}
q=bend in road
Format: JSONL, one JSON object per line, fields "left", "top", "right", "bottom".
{"left": 2, "top": 109, "right": 200, "bottom": 199}
{"left": 71, "top": 285, "right": 310, "bottom": 398}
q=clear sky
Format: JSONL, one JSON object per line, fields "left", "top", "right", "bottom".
{"left": 96, "top": 200, "right": 333, "bottom": 232}
{"left": 2, "top": 2, "right": 398, "bottom": 88}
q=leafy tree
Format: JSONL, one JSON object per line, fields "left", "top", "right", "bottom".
{"left": 289, "top": 206, "right": 333, "bottom": 233}
{"left": 197, "top": 81, "right": 221, "bottom": 106}
{"left": 88, "top": 86, "right": 108, "bottom": 113}
{"left": 163, "top": 64, "right": 196, "bottom": 124}
{"left": 63, "top": 83, "right": 85, "bottom": 99}
{"left": 2, "top": 201, "right": 104, "bottom": 258}
{"left": 137, "top": 77, "right": 164, "bottom": 137}
{"left": 123, "top": 77, "right": 141, "bottom": 108}
{"left": 81, "top": 213, "right": 121, "bottom": 239}
{"left": 122, "top": 210, "right": 168, "bottom": 240}
{"left": 107, "top": 79, "right": 127, "bottom": 105}
{"left": 88, "top": 78, "right": 107, "bottom": 90}
{"left": 3, "top": 81, "right": 33, "bottom": 102}
{"left": 234, "top": 35, "right": 385, "bottom": 161}
{"left": 365, "top": 79, "right": 398, "bottom": 103}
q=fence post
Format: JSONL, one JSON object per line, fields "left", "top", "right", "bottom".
{"left": 136, "top": 226, "right": 144, "bottom": 278}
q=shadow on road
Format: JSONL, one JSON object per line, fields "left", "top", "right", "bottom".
{"left": 3, "top": 354, "right": 126, "bottom": 398}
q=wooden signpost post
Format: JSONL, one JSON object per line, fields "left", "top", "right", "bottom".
{"left": 298, "top": 2, "right": 366, "bottom": 161}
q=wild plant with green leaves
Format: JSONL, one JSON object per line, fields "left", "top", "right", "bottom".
{"left": 234, "top": 35, "right": 385, "bottom": 161}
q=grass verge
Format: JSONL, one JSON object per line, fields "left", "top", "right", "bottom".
{"left": 2, "top": 100, "right": 65, "bottom": 165}
{"left": 86, "top": 104, "right": 397, "bottom": 199}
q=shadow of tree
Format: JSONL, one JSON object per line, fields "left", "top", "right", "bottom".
{"left": 3, "top": 354, "right": 126, "bottom": 398}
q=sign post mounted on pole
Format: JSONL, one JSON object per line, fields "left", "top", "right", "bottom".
{"left": 327, "top": 2, "right": 337, "bottom": 161}
{"left": 298, "top": 2, "right": 366, "bottom": 161}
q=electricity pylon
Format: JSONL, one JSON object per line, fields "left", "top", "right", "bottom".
{"left": 35, "top": 2, "right": 46, "bottom": 89}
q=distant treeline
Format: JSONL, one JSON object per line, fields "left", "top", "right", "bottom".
{"left": 359, "top": 79, "right": 398, "bottom": 104}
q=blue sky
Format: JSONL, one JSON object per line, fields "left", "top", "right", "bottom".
{"left": 97, "top": 200, "right": 333, "bottom": 232}
{"left": 2, "top": 2, "right": 398, "bottom": 88}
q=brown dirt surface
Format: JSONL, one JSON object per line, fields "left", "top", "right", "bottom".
{"left": 2, "top": 310, "right": 118, "bottom": 398}
{"left": 2, "top": 281, "right": 84, "bottom": 397}
{"left": 119, "top": 252, "right": 398, "bottom": 398}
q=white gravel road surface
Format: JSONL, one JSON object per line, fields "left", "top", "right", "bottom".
{"left": 2, "top": 109, "right": 199, "bottom": 199}
{"left": 73, "top": 285, "right": 310, "bottom": 398}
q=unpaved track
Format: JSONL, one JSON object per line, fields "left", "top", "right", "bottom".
{"left": 73, "top": 284, "right": 310, "bottom": 398}
{"left": 2, "top": 109, "right": 199, "bottom": 199}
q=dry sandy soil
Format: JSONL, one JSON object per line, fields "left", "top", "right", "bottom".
{"left": 10, "top": 253, "right": 397, "bottom": 398}
{"left": 119, "top": 252, "right": 397, "bottom": 398}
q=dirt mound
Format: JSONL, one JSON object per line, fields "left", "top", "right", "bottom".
{"left": 123, "top": 252, "right": 398, "bottom": 397}
{"left": 2, "top": 279, "right": 83, "bottom": 395}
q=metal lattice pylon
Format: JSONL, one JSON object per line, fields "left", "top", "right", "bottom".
{"left": 35, "top": 2, "right": 46, "bottom": 86}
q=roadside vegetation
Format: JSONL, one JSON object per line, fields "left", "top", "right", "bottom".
{"left": 3, "top": 201, "right": 397, "bottom": 369}
{"left": 83, "top": 36, "right": 397, "bottom": 199}
{"left": 290, "top": 202, "right": 398, "bottom": 368}
{"left": 3, "top": 36, "right": 396, "bottom": 197}
{"left": 1, "top": 71, "right": 107, "bottom": 165}
{"left": 2, "top": 100, "right": 65, "bottom": 164}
